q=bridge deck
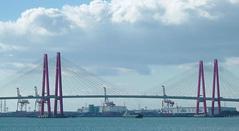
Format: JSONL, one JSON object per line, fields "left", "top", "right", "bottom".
{"left": 0, "top": 95, "right": 238, "bottom": 102}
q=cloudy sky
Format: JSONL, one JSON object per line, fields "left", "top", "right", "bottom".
{"left": 1, "top": 0, "right": 239, "bottom": 111}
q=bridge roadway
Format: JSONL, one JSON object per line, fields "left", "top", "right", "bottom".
{"left": 0, "top": 95, "right": 239, "bottom": 102}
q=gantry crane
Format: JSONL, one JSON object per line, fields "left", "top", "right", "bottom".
{"left": 16, "top": 88, "right": 29, "bottom": 112}
{"left": 34, "top": 86, "right": 41, "bottom": 112}
{"left": 161, "top": 85, "right": 174, "bottom": 113}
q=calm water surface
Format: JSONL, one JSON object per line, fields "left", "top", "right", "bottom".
{"left": 0, "top": 117, "right": 238, "bottom": 131}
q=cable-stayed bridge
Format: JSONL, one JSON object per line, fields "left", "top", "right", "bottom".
{"left": 0, "top": 52, "right": 239, "bottom": 117}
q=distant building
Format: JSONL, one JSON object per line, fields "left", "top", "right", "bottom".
{"left": 77, "top": 102, "right": 127, "bottom": 114}
{"left": 100, "top": 105, "right": 127, "bottom": 113}
{"left": 207, "top": 107, "right": 236, "bottom": 115}
{"left": 165, "top": 106, "right": 236, "bottom": 115}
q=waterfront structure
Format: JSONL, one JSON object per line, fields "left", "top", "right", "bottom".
{"left": 168, "top": 106, "right": 236, "bottom": 115}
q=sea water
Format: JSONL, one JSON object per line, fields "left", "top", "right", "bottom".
{"left": 0, "top": 117, "right": 238, "bottom": 131}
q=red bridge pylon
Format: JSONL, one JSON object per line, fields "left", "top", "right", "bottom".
{"left": 54, "top": 52, "right": 64, "bottom": 117}
{"left": 40, "top": 54, "right": 51, "bottom": 117}
{"left": 211, "top": 59, "right": 221, "bottom": 115}
{"left": 196, "top": 60, "right": 207, "bottom": 115}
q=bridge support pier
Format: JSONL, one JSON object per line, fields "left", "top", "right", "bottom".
{"left": 40, "top": 54, "right": 51, "bottom": 117}
{"left": 211, "top": 59, "right": 221, "bottom": 116}
{"left": 54, "top": 52, "right": 64, "bottom": 117}
{"left": 196, "top": 61, "right": 207, "bottom": 115}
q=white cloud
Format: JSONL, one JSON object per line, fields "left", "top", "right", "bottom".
{"left": 177, "top": 62, "right": 197, "bottom": 70}
{"left": 0, "top": 0, "right": 217, "bottom": 37}
{"left": 0, "top": 8, "right": 70, "bottom": 36}
{"left": 115, "top": 67, "right": 137, "bottom": 74}
{"left": 0, "top": 0, "right": 238, "bottom": 76}
{"left": 62, "top": 0, "right": 110, "bottom": 28}
{"left": 0, "top": 0, "right": 220, "bottom": 59}
{"left": 229, "top": 0, "right": 239, "bottom": 4}
{"left": 8, "top": 62, "right": 38, "bottom": 69}
{"left": 224, "top": 57, "right": 239, "bottom": 66}
{"left": 0, "top": 62, "right": 39, "bottom": 71}
{"left": 84, "top": 66, "right": 139, "bottom": 76}
{"left": 0, "top": 0, "right": 220, "bottom": 52}
{"left": 110, "top": 0, "right": 215, "bottom": 25}
{"left": 0, "top": 42, "right": 26, "bottom": 52}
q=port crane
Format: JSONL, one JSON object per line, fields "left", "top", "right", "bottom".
{"left": 161, "top": 85, "right": 175, "bottom": 113}
{"left": 16, "top": 88, "right": 29, "bottom": 112}
{"left": 102, "top": 87, "right": 116, "bottom": 112}
{"left": 103, "top": 87, "right": 115, "bottom": 107}
{"left": 34, "top": 86, "right": 41, "bottom": 112}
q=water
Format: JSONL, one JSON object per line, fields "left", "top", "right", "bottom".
{"left": 0, "top": 117, "right": 238, "bottom": 131}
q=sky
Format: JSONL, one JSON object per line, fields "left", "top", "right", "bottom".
{"left": 1, "top": 0, "right": 239, "bottom": 111}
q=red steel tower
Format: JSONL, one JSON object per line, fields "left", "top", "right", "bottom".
{"left": 211, "top": 59, "right": 221, "bottom": 115}
{"left": 196, "top": 60, "right": 207, "bottom": 115}
{"left": 40, "top": 54, "right": 51, "bottom": 117}
{"left": 54, "top": 52, "right": 64, "bottom": 117}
